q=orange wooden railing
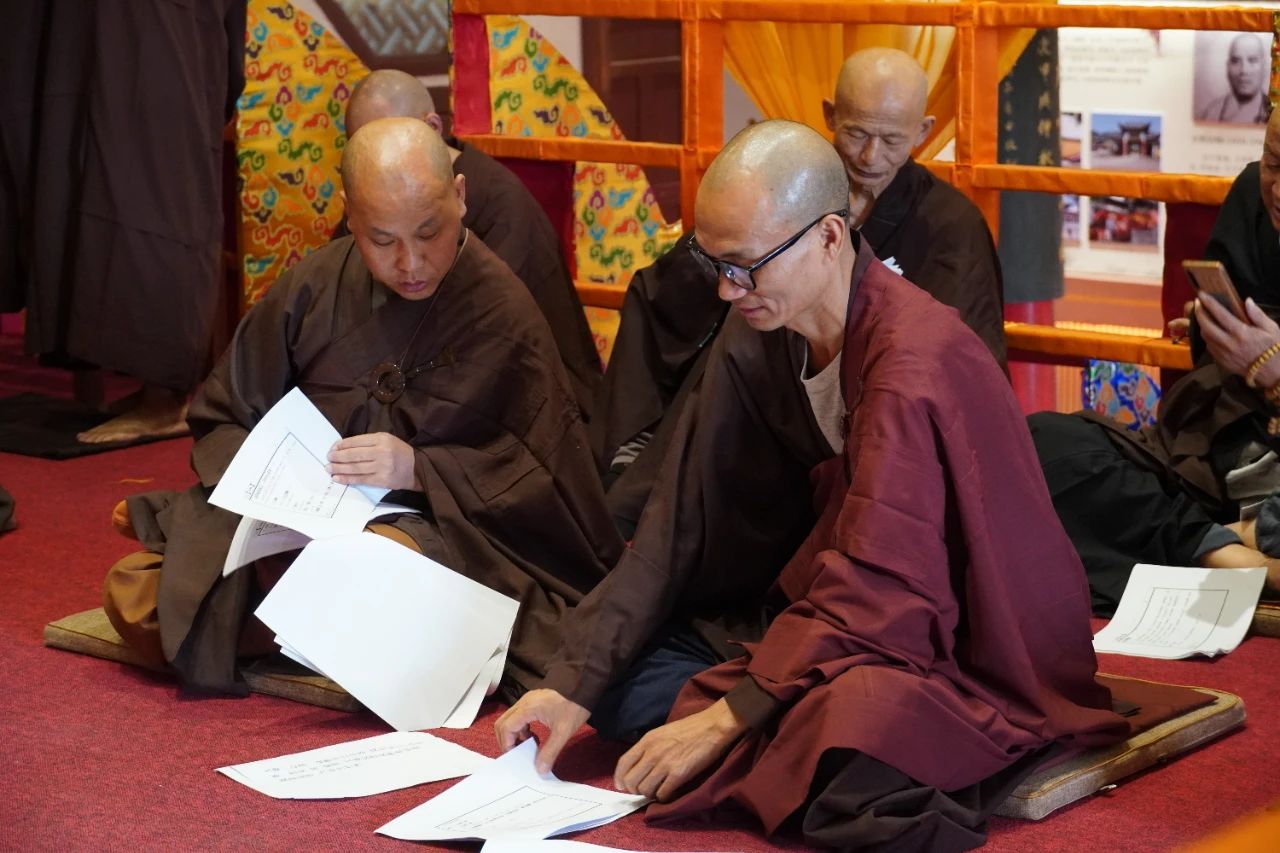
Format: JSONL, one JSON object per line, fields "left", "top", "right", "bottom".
{"left": 452, "top": 1, "right": 1266, "bottom": 370}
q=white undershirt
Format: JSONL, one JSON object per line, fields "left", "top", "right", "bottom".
{"left": 801, "top": 348, "right": 846, "bottom": 454}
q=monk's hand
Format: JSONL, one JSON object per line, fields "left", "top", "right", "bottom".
{"left": 1196, "top": 296, "right": 1280, "bottom": 385}
{"left": 613, "top": 698, "right": 747, "bottom": 802}
{"left": 494, "top": 688, "right": 590, "bottom": 775}
{"left": 327, "top": 432, "right": 418, "bottom": 490}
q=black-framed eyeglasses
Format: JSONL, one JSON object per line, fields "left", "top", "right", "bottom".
{"left": 686, "top": 208, "right": 849, "bottom": 292}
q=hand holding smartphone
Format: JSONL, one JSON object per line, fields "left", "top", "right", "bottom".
{"left": 1184, "top": 260, "right": 1246, "bottom": 321}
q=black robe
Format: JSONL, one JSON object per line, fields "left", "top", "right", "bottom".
{"left": 9, "top": 0, "right": 245, "bottom": 390}
{"left": 1189, "top": 161, "right": 1280, "bottom": 361}
{"left": 125, "top": 233, "right": 623, "bottom": 696}
{"left": 862, "top": 159, "right": 1007, "bottom": 368}
{"left": 335, "top": 140, "right": 602, "bottom": 419}
{"left": 591, "top": 161, "right": 1006, "bottom": 535}
{"left": 1031, "top": 362, "right": 1278, "bottom": 614}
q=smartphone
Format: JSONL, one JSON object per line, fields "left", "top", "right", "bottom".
{"left": 1184, "top": 259, "right": 1246, "bottom": 321}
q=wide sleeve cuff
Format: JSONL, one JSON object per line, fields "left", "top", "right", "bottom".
{"left": 724, "top": 674, "right": 784, "bottom": 730}
{"left": 537, "top": 662, "right": 608, "bottom": 712}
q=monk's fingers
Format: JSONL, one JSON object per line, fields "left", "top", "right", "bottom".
{"left": 330, "top": 434, "right": 382, "bottom": 452}
{"left": 534, "top": 718, "right": 577, "bottom": 776}
{"left": 615, "top": 741, "right": 660, "bottom": 792}
{"left": 327, "top": 460, "right": 381, "bottom": 477}
{"left": 495, "top": 719, "right": 530, "bottom": 751}
{"left": 632, "top": 756, "right": 672, "bottom": 800}
{"left": 494, "top": 704, "right": 534, "bottom": 750}
{"left": 1246, "top": 297, "right": 1280, "bottom": 335}
{"left": 1194, "top": 298, "right": 1228, "bottom": 336}
{"left": 613, "top": 742, "right": 643, "bottom": 790}
{"left": 654, "top": 765, "right": 692, "bottom": 802}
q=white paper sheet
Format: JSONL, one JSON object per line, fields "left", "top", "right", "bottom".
{"left": 376, "top": 740, "right": 648, "bottom": 842}
{"left": 216, "top": 731, "right": 491, "bottom": 799}
{"left": 222, "top": 501, "right": 418, "bottom": 577}
{"left": 482, "top": 842, "right": 724, "bottom": 853}
{"left": 275, "top": 637, "right": 328, "bottom": 678}
{"left": 254, "top": 532, "right": 519, "bottom": 731}
{"left": 1093, "top": 563, "right": 1267, "bottom": 659}
{"left": 209, "top": 388, "right": 388, "bottom": 540}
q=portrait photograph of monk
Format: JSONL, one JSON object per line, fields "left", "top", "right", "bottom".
{"left": 1194, "top": 31, "right": 1272, "bottom": 126}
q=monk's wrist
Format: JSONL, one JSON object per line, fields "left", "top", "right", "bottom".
{"left": 708, "top": 698, "right": 750, "bottom": 742}
{"left": 1246, "top": 340, "right": 1280, "bottom": 387}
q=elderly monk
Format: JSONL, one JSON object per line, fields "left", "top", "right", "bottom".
{"left": 102, "top": 118, "right": 623, "bottom": 696}
{"left": 337, "top": 69, "right": 602, "bottom": 420}
{"left": 497, "top": 120, "right": 1125, "bottom": 851}
{"left": 1032, "top": 111, "right": 1280, "bottom": 613}
{"left": 593, "top": 47, "right": 1005, "bottom": 537}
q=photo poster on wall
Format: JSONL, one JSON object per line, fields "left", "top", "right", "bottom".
{"left": 1058, "top": 19, "right": 1270, "bottom": 281}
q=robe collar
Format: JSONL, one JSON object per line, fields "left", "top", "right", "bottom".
{"left": 859, "top": 159, "right": 928, "bottom": 253}
{"left": 838, "top": 231, "right": 878, "bottom": 415}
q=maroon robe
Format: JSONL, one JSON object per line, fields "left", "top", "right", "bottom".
{"left": 650, "top": 253, "right": 1125, "bottom": 831}
{"left": 539, "top": 236, "right": 1125, "bottom": 840}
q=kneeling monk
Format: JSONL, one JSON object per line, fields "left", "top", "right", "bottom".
{"left": 497, "top": 121, "right": 1126, "bottom": 851}
{"left": 104, "top": 118, "right": 622, "bottom": 698}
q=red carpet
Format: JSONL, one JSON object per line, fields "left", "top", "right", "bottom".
{"left": 1, "top": 338, "right": 1277, "bottom": 850}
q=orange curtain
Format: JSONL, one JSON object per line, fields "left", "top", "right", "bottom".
{"left": 724, "top": 7, "right": 1038, "bottom": 159}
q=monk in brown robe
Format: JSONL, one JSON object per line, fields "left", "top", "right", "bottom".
{"left": 103, "top": 118, "right": 622, "bottom": 697}
{"left": 497, "top": 121, "right": 1125, "bottom": 851}
{"left": 594, "top": 47, "right": 1004, "bottom": 537}
{"left": 338, "top": 69, "right": 602, "bottom": 420}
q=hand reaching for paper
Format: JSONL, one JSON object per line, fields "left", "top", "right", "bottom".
{"left": 613, "top": 698, "right": 747, "bottom": 801}
{"left": 327, "top": 432, "right": 419, "bottom": 490}
{"left": 1195, "top": 295, "right": 1280, "bottom": 387}
{"left": 493, "top": 688, "right": 591, "bottom": 775}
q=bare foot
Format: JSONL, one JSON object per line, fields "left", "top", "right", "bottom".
{"left": 76, "top": 385, "right": 190, "bottom": 444}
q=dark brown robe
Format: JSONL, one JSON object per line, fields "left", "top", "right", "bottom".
{"left": 333, "top": 140, "right": 602, "bottom": 419}
{"left": 541, "top": 237, "right": 1124, "bottom": 844}
{"left": 591, "top": 165, "right": 1006, "bottom": 534}
{"left": 862, "top": 159, "right": 1007, "bottom": 368}
{"left": 11, "top": 0, "right": 245, "bottom": 389}
{"left": 125, "top": 233, "right": 623, "bottom": 696}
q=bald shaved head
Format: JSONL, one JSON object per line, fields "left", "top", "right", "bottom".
{"left": 340, "top": 117, "right": 466, "bottom": 301}
{"left": 823, "top": 48, "right": 935, "bottom": 209}
{"left": 699, "top": 120, "right": 849, "bottom": 231}
{"left": 341, "top": 116, "right": 453, "bottom": 206}
{"left": 347, "top": 69, "right": 438, "bottom": 136}
{"left": 833, "top": 48, "right": 929, "bottom": 122}
{"left": 693, "top": 120, "right": 855, "bottom": 341}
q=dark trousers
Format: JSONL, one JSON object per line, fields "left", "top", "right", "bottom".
{"left": 1028, "top": 411, "right": 1220, "bottom": 616}
{"left": 588, "top": 622, "right": 720, "bottom": 743}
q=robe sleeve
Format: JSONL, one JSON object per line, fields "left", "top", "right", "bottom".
{"left": 186, "top": 266, "right": 305, "bottom": 487}
{"left": 741, "top": 385, "right": 962, "bottom": 706}
{"left": 539, "top": 319, "right": 813, "bottom": 709}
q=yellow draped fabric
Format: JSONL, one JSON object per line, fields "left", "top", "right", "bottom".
{"left": 724, "top": 12, "right": 1037, "bottom": 159}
